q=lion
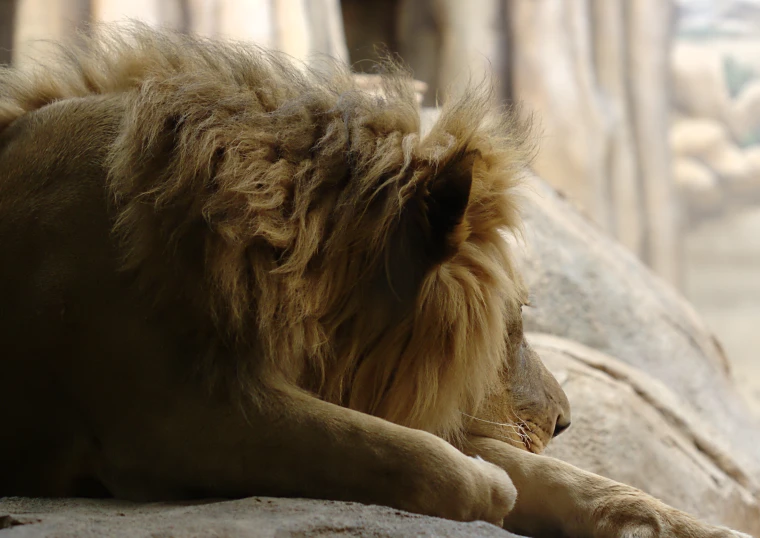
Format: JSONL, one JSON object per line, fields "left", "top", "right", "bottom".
{"left": 0, "top": 25, "right": 750, "bottom": 538}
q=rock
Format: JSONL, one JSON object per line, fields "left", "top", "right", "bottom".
{"left": 706, "top": 140, "right": 751, "bottom": 184}
{"left": 670, "top": 118, "right": 753, "bottom": 188}
{"left": 671, "top": 42, "right": 731, "bottom": 122}
{"left": 509, "top": 176, "right": 760, "bottom": 488}
{"left": 684, "top": 205, "right": 760, "bottom": 418}
{"left": 673, "top": 156, "right": 723, "bottom": 211}
{"left": 531, "top": 333, "right": 760, "bottom": 535}
{"left": 0, "top": 497, "right": 520, "bottom": 538}
{"left": 738, "top": 145, "right": 760, "bottom": 194}
{"left": 729, "top": 79, "right": 760, "bottom": 144}
{"left": 531, "top": 333, "right": 760, "bottom": 534}
{"left": 670, "top": 118, "right": 730, "bottom": 158}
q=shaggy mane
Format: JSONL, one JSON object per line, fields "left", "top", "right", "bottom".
{"left": 0, "top": 24, "right": 532, "bottom": 441}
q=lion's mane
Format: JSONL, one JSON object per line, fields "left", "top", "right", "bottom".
{"left": 0, "top": 24, "right": 530, "bottom": 441}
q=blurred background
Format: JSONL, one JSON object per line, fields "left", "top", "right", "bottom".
{"left": 1, "top": 0, "right": 758, "bottom": 417}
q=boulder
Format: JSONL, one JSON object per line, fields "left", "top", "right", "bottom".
{"left": 531, "top": 333, "right": 760, "bottom": 535}
{"left": 670, "top": 118, "right": 755, "bottom": 188}
{"left": 730, "top": 145, "right": 760, "bottom": 195}
{"left": 668, "top": 117, "right": 760, "bottom": 203}
{"left": 671, "top": 42, "right": 731, "bottom": 122}
{"left": 508, "top": 176, "right": 760, "bottom": 489}
{"left": 673, "top": 156, "right": 723, "bottom": 211}
{"left": 684, "top": 206, "right": 760, "bottom": 418}
{"left": 729, "top": 79, "right": 760, "bottom": 144}
{"left": 0, "top": 497, "right": 519, "bottom": 538}
{"left": 670, "top": 118, "right": 730, "bottom": 159}
{"left": 706, "top": 141, "right": 752, "bottom": 185}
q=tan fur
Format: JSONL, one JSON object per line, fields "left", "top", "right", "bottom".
{"left": 0, "top": 25, "right": 750, "bottom": 538}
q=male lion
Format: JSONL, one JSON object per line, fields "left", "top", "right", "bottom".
{"left": 0, "top": 26, "right": 751, "bottom": 538}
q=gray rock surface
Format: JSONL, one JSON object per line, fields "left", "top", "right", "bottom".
{"left": 509, "top": 176, "right": 760, "bottom": 489}
{"left": 530, "top": 333, "right": 760, "bottom": 536}
{"left": 685, "top": 204, "right": 760, "bottom": 417}
{"left": 0, "top": 497, "right": 519, "bottom": 538}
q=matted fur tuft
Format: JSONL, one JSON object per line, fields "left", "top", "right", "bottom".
{"left": 0, "top": 23, "right": 532, "bottom": 441}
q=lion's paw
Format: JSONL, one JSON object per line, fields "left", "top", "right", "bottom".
{"left": 616, "top": 521, "right": 753, "bottom": 538}
{"left": 464, "top": 455, "right": 517, "bottom": 526}
{"left": 401, "top": 444, "right": 515, "bottom": 526}
{"left": 592, "top": 497, "right": 755, "bottom": 538}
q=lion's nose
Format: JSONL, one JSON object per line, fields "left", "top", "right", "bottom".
{"left": 550, "top": 379, "right": 572, "bottom": 438}
{"left": 552, "top": 415, "right": 571, "bottom": 437}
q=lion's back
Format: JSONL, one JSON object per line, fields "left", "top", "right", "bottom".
{"left": 0, "top": 94, "right": 130, "bottom": 494}
{"left": 0, "top": 91, "right": 223, "bottom": 496}
{"left": 0, "top": 94, "right": 130, "bottom": 358}
{"left": 0, "top": 94, "right": 124, "bottom": 275}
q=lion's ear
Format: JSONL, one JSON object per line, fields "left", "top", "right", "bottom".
{"left": 422, "top": 149, "right": 476, "bottom": 261}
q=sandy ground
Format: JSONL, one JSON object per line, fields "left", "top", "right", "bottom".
{"left": 685, "top": 206, "right": 760, "bottom": 417}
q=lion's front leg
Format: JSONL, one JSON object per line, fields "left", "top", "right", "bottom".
{"left": 98, "top": 382, "right": 515, "bottom": 526}
{"left": 464, "top": 436, "right": 752, "bottom": 538}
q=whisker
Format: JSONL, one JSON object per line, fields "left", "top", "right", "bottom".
{"left": 489, "top": 431, "right": 522, "bottom": 444}
{"left": 461, "top": 413, "right": 520, "bottom": 429}
{"left": 460, "top": 412, "right": 535, "bottom": 450}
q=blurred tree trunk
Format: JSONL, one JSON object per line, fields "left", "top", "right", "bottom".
{"left": 591, "top": 0, "right": 644, "bottom": 258}
{"left": 396, "top": 0, "right": 439, "bottom": 105}
{"left": 507, "top": 0, "right": 679, "bottom": 286}
{"left": 193, "top": 0, "right": 348, "bottom": 65}
{"left": 0, "top": 0, "right": 16, "bottom": 64}
{"left": 13, "top": 0, "right": 89, "bottom": 65}
{"left": 393, "top": 0, "right": 507, "bottom": 106}
{"left": 14, "top": 0, "right": 347, "bottom": 68}
{"left": 434, "top": 0, "right": 507, "bottom": 104}
{"left": 344, "top": 0, "right": 505, "bottom": 106}
{"left": 625, "top": 0, "right": 680, "bottom": 284}
{"left": 198, "top": 0, "right": 275, "bottom": 48}
{"left": 93, "top": 0, "right": 167, "bottom": 27}
{"left": 509, "top": 0, "right": 611, "bottom": 234}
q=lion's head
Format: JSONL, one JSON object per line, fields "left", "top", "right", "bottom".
{"left": 0, "top": 24, "right": 570, "bottom": 454}
{"left": 464, "top": 302, "right": 572, "bottom": 454}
